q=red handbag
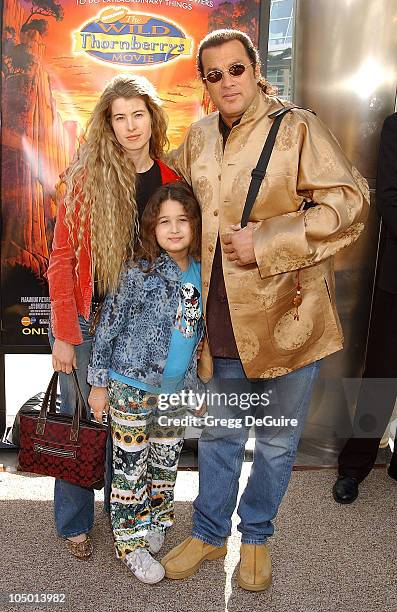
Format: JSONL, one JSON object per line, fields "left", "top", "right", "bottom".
{"left": 18, "top": 370, "right": 107, "bottom": 489}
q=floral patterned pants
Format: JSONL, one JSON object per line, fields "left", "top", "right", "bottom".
{"left": 108, "top": 379, "right": 185, "bottom": 559}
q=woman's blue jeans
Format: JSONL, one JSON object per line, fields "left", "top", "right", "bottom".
{"left": 192, "top": 358, "right": 321, "bottom": 546}
{"left": 49, "top": 317, "right": 112, "bottom": 538}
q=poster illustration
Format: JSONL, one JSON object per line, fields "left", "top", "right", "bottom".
{"left": 1, "top": 0, "right": 260, "bottom": 347}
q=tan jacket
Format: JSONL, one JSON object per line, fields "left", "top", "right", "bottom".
{"left": 172, "top": 89, "right": 370, "bottom": 380}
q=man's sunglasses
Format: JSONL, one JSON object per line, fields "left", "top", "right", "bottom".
{"left": 202, "top": 62, "right": 254, "bottom": 84}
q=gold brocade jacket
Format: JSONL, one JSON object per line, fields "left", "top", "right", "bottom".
{"left": 171, "top": 89, "right": 370, "bottom": 381}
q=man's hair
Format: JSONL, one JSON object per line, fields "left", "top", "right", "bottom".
{"left": 135, "top": 181, "right": 201, "bottom": 268}
{"left": 197, "top": 29, "right": 275, "bottom": 94}
{"left": 61, "top": 74, "right": 169, "bottom": 295}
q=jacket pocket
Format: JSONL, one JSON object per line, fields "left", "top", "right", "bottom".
{"left": 265, "top": 280, "right": 326, "bottom": 355}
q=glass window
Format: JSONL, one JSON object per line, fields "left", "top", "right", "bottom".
{"left": 267, "top": 0, "right": 295, "bottom": 100}
{"left": 269, "top": 18, "right": 290, "bottom": 41}
{"left": 270, "top": 0, "right": 293, "bottom": 20}
{"left": 286, "top": 14, "right": 293, "bottom": 38}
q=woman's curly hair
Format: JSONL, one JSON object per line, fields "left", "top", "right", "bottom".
{"left": 60, "top": 74, "right": 169, "bottom": 295}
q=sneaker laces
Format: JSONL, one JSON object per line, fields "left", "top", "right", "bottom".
{"left": 127, "top": 548, "right": 155, "bottom": 575}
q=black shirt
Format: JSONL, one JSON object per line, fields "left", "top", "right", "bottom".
{"left": 135, "top": 161, "right": 162, "bottom": 221}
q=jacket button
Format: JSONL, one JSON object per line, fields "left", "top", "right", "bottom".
{"left": 213, "top": 210, "right": 219, "bottom": 216}
{"left": 204, "top": 280, "right": 209, "bottom": 287}
{"left": 208, "top": 245, "right": 214, "bottom": 253}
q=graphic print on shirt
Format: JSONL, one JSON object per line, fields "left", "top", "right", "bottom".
{"left": 175, "top": 282, "right": 201, "bottom": 338}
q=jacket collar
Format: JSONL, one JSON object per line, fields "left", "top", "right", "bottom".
{"left": 140, "top": 251, "right": 184, "bottom": 282}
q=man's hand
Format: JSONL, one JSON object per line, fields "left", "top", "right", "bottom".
{"left": 52, "top": 339, "right": 77, "bottom": 374}
{"left": 88, "top": 386, "right": 109, "bottom": 423}
{"left": 222, "top": 222, "right": 257, "bottom": 266}
{"left": 197, "top": 340, "right": 204, "bottom": 360}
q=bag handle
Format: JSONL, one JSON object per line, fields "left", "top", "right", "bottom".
{"left": 36, "top": 369, "right": 89, "bottom": 442}
{"left": 240, "top": 106, "right": 309, "bottom": 228}
{"left": 48, "top": 378, "right": 58, "bottom": 415}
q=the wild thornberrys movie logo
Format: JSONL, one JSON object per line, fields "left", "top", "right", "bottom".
{"left": 73, "top": 8, "right": 193, "bottom": 67}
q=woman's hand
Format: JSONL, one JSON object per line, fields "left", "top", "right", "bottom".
{"left": 88, "top": 386, "right": 109, "bottom": 423}
{"left": 52, "top": 339, "right": 77, "bottom": 374}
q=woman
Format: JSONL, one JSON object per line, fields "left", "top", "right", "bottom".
{"left": 47, "top": 74, "right": 179, "bottom": 559}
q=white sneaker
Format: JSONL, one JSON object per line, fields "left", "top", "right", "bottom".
{"left": 124, "top": 548, "right": 165, "bottom": 584}
{"left": 146, "top": 529, "right": 166, "bottom": 554}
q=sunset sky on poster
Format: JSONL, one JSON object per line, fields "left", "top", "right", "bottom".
{"left": 42, "top": 1, "right": 223, "bottom": 146}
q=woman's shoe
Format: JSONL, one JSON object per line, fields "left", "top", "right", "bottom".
{"left": 66, "top": 535, "right": 93, "bottom": 559}
{"left": 124, "top": 548, "right": 165, "bottom": 584}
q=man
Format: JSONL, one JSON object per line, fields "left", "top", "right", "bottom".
{"left": 161, "top": 29, "right": 369, "bottom": 591}
{"left": 333, "top": 112, "right": 397, "bottom": 504}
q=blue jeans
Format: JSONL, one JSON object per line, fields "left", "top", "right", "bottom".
{"left": 49, "top": 317, "right": 112, "bottom": 538}
{"left": 192, "top": 358, "right": 321, "bottom": 546}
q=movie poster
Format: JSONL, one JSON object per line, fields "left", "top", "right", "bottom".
{"left": 1, "top": 0, "right": 260, "bottom": 347}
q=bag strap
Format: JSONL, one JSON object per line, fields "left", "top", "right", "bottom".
{"left": 240, "top": 106, "right": 309, "bottom": 228}
{"left": 36, "top": 368, "right": 89, "bottom": 441}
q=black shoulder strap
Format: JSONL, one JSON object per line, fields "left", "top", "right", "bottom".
{"left": 240, "top": 106, "right": 311, "bottom": 228}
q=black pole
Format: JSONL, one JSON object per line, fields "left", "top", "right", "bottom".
{"left": 0, "top": 353, "right": 5, "bottom": 436}
{"left": 258, "top": 0, "right": 271, "bottom": 73}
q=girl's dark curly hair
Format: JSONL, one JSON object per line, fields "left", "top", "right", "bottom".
{"left": 135, "top": 182, "right": 201, "bottom": 269}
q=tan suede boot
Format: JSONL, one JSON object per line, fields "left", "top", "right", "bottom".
{"left": 161, "top": 537, "right": 227, "bottom": 579}
{"left": 237, "top": 543, "right": 272, "bottom": 591}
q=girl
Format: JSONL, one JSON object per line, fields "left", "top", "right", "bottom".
{"left": 87, "top": 182, "right": 203, "bottom": 584}
{"left": 47, "top": 74, "right": 179, "bottom": 559}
